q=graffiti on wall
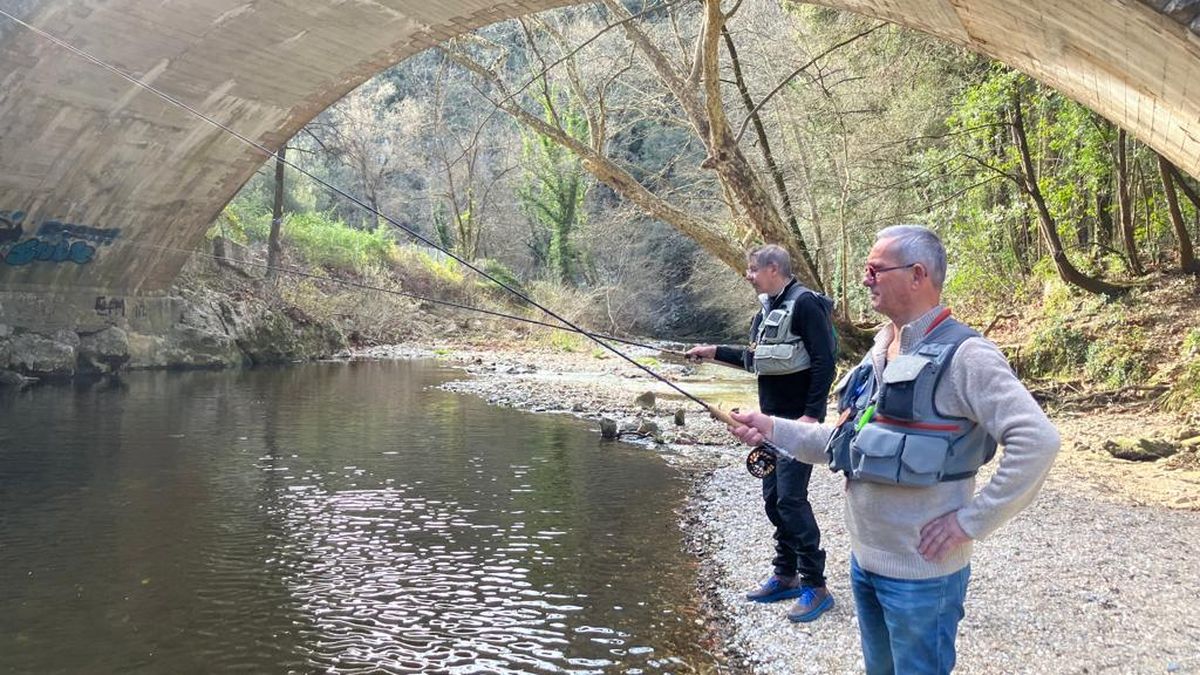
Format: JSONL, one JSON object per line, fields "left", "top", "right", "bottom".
{"left": 94, "top": 296, "right": 126, "bottom": 317}
{"left": 0, "top": 210, "right": 122, "bottom": 267}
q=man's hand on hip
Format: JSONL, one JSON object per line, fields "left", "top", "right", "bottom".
{"left": 918, "top": 510, "right": 972, "bottom": 562}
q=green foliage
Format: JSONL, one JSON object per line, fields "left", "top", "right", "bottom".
{"left": 1165, "top": 329, "right": 1200, "bottom": 411}
{"left": 1084, "top": 334, "right": 1148, "bottom": 389}
{"left": 519, "top": 83, "right": 590, "bottom": 286}
{"left": 476, "top": 258, "right": 527, "bottom": 297}
{"left": 547, "top": 330, "right": 585, "bottom": 353}
{"left": 259, "top": 212, "right": 396, "bottom": 271}
{"left": 1165, "top": 357, "right": 1200, "bottom": 412}
{"left": 433, "top": 202, "right": 454, "bottom": 252}
{"left": 1023, "top": 318, "right": 1090, "bottom": 379}
{"left": 1183, "top": 328, "right": 1200, "bottom": 358}
{"left": 1038, "top": 274, "right": 1080, "bottom": 317}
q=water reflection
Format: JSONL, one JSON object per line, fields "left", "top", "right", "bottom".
{"left": 0, "top": 360, "right": 716, "bottom": 673}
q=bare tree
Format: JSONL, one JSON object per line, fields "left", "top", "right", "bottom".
{"left": 443, "top": 0, "right": 828, "bottom": 285}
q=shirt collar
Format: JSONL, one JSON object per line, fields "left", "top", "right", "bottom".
{"left": 872, "top": 304, "right": 947, "bottom": 359}
{"left": 758, "top": 277, "right": 797, "bottom": 311}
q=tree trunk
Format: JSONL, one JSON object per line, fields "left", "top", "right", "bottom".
{"left": 266, "top": 145, "right": 286, "bottom": 283}
{"left": 1011, "top": 96, "right": 1124, "bottom": 296}
{"left": 1157, "top": 153, "right": 1200, "bottom": 274}
{"left": 1168, "top": 164, "right": 1200, "bottom": 211}
{"left": 1116, "top": 129, "right": 1144, "bottom": 275}
{"left": 694, "top": 0, "right": 819, "bottom": 290}
{"left": 1167, "top": 163, "right": 1200, "bottom": 240}
{"left": 1095, "top": 188, "right": 1113, "bottom": 251}
{"left": 721, "top": 26, "right": 822, "bottom": 291}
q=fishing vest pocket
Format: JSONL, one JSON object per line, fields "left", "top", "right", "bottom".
{"left": 753, "top": 342, "right": 811, "bottom": 375}
{"left": 899, "top": 433, "right": 950, "bottom": 487}
{"left": 849, "top": 423, "right": 904, "bottom": 484}
{"left": 760, "top": 308, "right": 787, "bottom": 340}
{"left": 826, "top": 421, "right": 855, "bottom": 473}
{"left": 878, "top": 354, "right": 935, "bottom": 420}
{"left": 848, "top": 424, "right": 950, "bottom": 486}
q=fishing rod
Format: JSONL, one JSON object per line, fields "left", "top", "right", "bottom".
{"left": 0, "top": 10, "right": 790, "bottom": 476}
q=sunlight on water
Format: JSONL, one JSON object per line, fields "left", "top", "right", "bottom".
{"left": 0, "top": 360, "right": 717, "bottom": 673}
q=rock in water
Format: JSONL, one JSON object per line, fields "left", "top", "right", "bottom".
{"left": 636, "top": 418, "right": 660, "bottom": 436}
{"left": 674, "top": 408, "right": 686, "bottom": 426}
{"left": 599, "top": 418, "right": 618, "bottom": 439}
{"left": 634, "top": 391, "right": 656, "bottom": 409}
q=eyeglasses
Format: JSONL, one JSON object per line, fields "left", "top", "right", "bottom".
{"left": 863, "top": 263, "right": 916, "bottom": 283}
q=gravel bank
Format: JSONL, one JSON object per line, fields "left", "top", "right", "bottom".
{"left": 354, "top": 342, "right": 1200, "bottom": 673}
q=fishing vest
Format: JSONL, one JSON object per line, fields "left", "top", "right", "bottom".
{"left": 825, "top": 317, "right": 997, "bottom": 487}
{"left": 751, "top": 282, "right": 829, "bottom": 376}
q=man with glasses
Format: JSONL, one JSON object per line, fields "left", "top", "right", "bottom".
{"left": 726, "top": 225, "right": 1059, "bottom": 673}
{"left": 685, "top": 244, "right": 838, "bottom": 623}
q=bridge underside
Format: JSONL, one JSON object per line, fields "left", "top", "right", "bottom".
{"left": 0, "top": 0, "right": 1197, "bottom": 296}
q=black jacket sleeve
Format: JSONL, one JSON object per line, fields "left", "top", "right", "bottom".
{"left": 792, "top": 294, "right": 837, "bottom": 418}
{"left": 714, "top": 345, "right": 753, "bottom": 371}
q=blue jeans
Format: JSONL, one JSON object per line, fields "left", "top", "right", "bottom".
{"left": 850, "top": 555, "right": 970, "bottom": 675}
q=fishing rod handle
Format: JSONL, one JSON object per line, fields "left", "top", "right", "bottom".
{"left": 706, "top": 406, "right": 795, "bottom": 460}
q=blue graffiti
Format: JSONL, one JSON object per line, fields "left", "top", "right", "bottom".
{"left": 37, "top": 220, "right": 120, "bottom": 245}
{"left": 4, "top": 237, "right": 96, "bottom": 266}
{"left": 0, "top": 210, "right": 120, "bottom": 267}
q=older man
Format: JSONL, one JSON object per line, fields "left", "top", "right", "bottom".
{"left": 729, "top": 225, "right": 1059, "bottom": 674}
{"left": 686, "top": 244, "right": 837, "bottom": 623}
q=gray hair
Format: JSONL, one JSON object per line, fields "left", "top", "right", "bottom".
{"left": 747, "top": 244, "right": 792, "bottom": 277}
{"left": 875, "top": 225, "right": 947, "bottom": 289}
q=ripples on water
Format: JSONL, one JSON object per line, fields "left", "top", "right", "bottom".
{"left": 0, "top": 361, "right": 717, "bottom": 673}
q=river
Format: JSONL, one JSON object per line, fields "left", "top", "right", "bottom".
{"left": 0, "top": 359, "right": 720, "bottom": 673}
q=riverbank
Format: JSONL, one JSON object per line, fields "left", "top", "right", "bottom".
{"left": 368, "top": 339, "right": 1200, "bottom": 673}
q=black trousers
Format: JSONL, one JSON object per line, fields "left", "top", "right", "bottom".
{"left": 762, "top": 454, "right": 826, "bottom": 587}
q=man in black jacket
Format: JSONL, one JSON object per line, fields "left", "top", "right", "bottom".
{"left": 686, "top": 244, "right": 838, "bottom": 622}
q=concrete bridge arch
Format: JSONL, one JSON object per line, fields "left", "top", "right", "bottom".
{"left": 0, "top": 0, "right": 1197, "bottom": 297}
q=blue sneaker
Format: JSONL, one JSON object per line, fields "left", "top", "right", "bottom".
{"left": 787, "top": 586, "right": 834, "bottom": 622}
{"left": 745, "top": 574, "right": 804, "bottom": 603}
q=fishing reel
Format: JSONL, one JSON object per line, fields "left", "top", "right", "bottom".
{"left": 745, "top": 445, "right": 777, "bottom": 479}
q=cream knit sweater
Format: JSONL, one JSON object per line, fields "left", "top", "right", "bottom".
{"left": 771, "top": 305, "right": 1060, "bottom": 579}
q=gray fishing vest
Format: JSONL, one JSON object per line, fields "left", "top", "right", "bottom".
{"left": 751, "top": 282, "right": 819, "bottom": 376}
{"left": 825, "top": 318, "right": 997, "bottom": 487}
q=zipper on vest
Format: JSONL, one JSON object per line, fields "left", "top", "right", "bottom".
{"left": 873, "top": 414, "right": 960, "bottom": 432}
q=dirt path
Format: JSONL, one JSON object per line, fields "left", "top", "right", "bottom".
{"left": 355, "top": 341, "right": 1200, "bottom": 673}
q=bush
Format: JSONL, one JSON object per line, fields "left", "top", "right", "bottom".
{"left": 389, "top": 247, "right": 468, "bottom": 302}
{"left": 1084, "top": 338, "right": 1148, "bottom": 389}
{"left": 1165, "top": 331, "right": 1200, "bottom": 412}
{"left": 547, "top": 330, "right": 586, "bottom": 352}
{"left": 274, "top": 212, "right": 396, "bottom": 271}
{"left": 1024, "top": 318, "right": 1090, "bottom": 378}
{"left": 476, "top": 258, "right": 528, "bottom": 298}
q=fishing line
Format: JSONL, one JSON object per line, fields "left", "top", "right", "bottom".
{"left": 108, "top": 236, "right": 690, "bottom": 356}
{"left": 0, "top": 9, "right": 791, "bottom": 475}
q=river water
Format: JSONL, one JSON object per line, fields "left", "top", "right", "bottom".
{"left": 0, "top": 360, "right": 719, "bottom": 673}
